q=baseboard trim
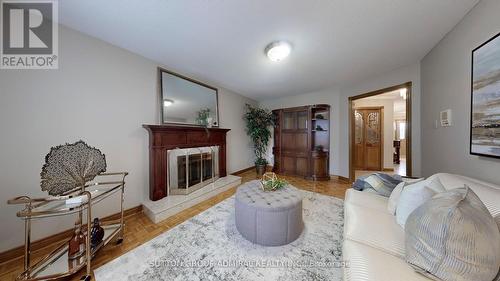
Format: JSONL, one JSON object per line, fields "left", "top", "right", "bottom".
{"left": 383, "top": 168, "right": 395, "bottom": 172}
{"left": 0, "top": 205, "right": 143, "bottom": 265}
{"left": 231, "top": 165, "right": 274, "bottom": 175}
{"left": 231, "top": 166, "right": 255, "bottom": 175}
{"left": 332, "top": 175, "right": 351, "bottom": 183}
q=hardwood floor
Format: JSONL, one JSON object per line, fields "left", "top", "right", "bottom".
{"left": 0, "top": 170, "right": 350, "bottom": 281}
{"left": 355, "top": 158, "right": 407, "bottom": 180}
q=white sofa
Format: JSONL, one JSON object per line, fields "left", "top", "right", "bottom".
{"left": 343, "top": 173, "right": 500, "bottom": 281}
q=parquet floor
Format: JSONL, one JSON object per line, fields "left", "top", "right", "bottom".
{"left": 0, "top": 170, "right": 350, "bottom": 281}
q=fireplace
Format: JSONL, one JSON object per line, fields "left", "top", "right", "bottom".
{"left": 143, "top": 125, "right": 230, "bottom": 201}
{"left": 168, "top": 146, "right": 219, "bottom": 195}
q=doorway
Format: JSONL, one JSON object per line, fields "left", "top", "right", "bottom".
{"left": 349, "top": 82, "right": 412, "bottom": 182}
{"left": 354, "top": 107, "right": 383, "bottom": 171}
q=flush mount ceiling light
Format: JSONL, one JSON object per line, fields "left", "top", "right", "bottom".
{"left": 265, "top": 41, "right": 292, "bottom": 62}
{"left": 163, "top": 99, "right": 174, "bottom": 107}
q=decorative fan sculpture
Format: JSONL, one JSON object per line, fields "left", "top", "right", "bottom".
{"left": 41, "top": 141, "right": 107, "bottom": 196}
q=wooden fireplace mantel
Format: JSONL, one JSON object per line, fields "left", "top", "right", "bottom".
{"left": 143, "top": 125, "right": 231, "bottom": 201}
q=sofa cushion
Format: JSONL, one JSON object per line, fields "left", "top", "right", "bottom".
{"left": 343, "top": 239, "right": 430, "bottom": 281}
{"left": 343, "top": 174, "right": 500, "bottom": 281}
{"left": 405, "top": 187, "right": 500, "bottom": 281}
{"left": 396, "top": 182, "right": 436, "bottom": 228}
{"left": 387, "top": 182, "right": 405, "bottom": 215}
{"left": 428, "top": 177, "right": 446, "bottom": 193}
{"left": 345, "top": 189, "right": 389, "bottom": 213}
{"left": 429, "top": 173, "right": 500, "bottom": 217}
{"left": 345, "top": 202, "right": 406, "bottom": 258}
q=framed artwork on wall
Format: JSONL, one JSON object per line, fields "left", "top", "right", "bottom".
{"left": 470, "top": 32, "right": 500, "bottom": 159}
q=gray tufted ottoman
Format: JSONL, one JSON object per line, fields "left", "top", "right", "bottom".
{"left": 235, "top": 180, "right": 304, "bottom": 246}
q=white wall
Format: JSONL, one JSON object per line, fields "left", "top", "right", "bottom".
{"left": 338, "top": 63, "right": 422, "bottom": 177}
{"left": 218, "top": 89, "right": 257, "bottom": 172}
{"left": 260, "top": 63, "right": 421, "bottom": 178}
{"left": 421, "top": 0, "right": 500, "bottom": 184}
{"left": 353, "top": 99, "right": 395, "bottom": 170}
{"left": 259, "top": 87, "right": 342, "bottom": 175}
{"left": 0, "top": 26, "right": 256, "bottom": 252}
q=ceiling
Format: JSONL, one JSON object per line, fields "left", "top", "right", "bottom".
{"left": 59, "top": 0, "right": 479, "bottom": 100}
{"left": 358, "top": 89, "right": 407, "bottom": 115}
{"left": 363, "top": 89, "right": 405, "bottom": 100}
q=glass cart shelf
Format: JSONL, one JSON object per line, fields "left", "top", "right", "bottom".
{"left": 7, "top": 172, "right": 128, "bottom": 281}
{"left": 29, "top": 223, "right": 120, "bottom": 280}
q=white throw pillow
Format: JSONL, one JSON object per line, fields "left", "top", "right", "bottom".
{"left": 396, "top": 178, "right": 445, "bottom": 228}
{"left": 387, "top": 182, "right": 405, "bottom": 215}
{"left": 402, "top": 177, "right": 425, "bottom": 184}
{"left": 426, "top": 177, "right": 446, "bottom": 193}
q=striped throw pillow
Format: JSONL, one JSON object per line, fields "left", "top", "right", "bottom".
{"left": 405, "top": 186, "right": 500, "bottom": 281}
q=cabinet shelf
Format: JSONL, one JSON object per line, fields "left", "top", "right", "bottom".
{"left": 14, "top": 182, "right": 125, "bottom": 219}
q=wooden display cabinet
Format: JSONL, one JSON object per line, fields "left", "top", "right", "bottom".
{"left": 272, "top": 104, "right": 330, "bottom": 181}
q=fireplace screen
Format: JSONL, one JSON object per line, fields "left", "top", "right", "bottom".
{"left": 168, "top": 146, "right": 219, "bottom": 195}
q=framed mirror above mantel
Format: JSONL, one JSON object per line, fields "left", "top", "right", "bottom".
{"left": 158, "top": 67, "right": 219, "bottom": 127}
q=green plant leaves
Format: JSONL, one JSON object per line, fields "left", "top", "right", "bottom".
{"left": 243, "top": 104, "right": 275, "bottom": 164}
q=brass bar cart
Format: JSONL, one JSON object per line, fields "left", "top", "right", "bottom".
{"left": 7, "top": 172, "right": 128, "bottom": 281}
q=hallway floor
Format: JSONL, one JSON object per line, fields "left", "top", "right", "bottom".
{"left": 355, "top": 157, "right": 407, "bottom": 179}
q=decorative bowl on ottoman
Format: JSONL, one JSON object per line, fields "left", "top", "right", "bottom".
{"left": 235, "top": 180, "right": 304, "bottom": 246}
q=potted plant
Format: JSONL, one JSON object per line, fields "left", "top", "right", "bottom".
{"left": 243, "top": 104, "right": 275, "bottom": 176}
{"left": 196, "top": 108, "right": 211, "bottom": 126}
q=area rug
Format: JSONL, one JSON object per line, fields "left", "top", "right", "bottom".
{"left": 94, "top": 190, "right": 345, "bottom": 281}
